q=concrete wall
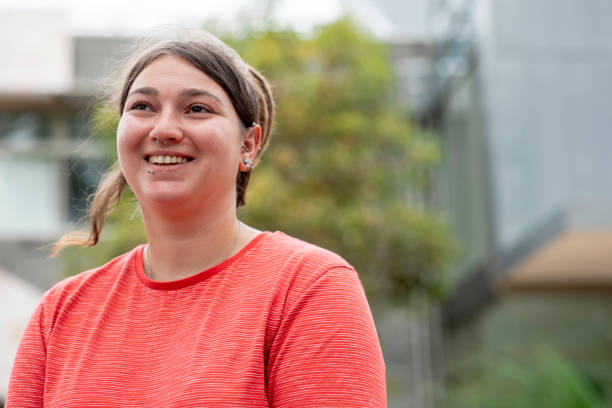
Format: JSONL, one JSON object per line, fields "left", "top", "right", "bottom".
{"left": 436, "top": 72, "right": 491, "bottom": 285}
{"left": 475, "top": 0, "right": 612, "bottom": 251}
{"left": 0, "top": 13, "right": 73, "bottom": 94}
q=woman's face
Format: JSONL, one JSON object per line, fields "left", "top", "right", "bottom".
{"left": 117, "top": 55, "right": 252, "bottom": 213}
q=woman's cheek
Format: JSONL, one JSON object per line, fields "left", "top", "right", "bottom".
{"left": 204, "top": 125, "right": 241, "bottom": 162}
{"left": 116, "top": 117, "right": 140, "bottom": 178}
{"left": 116, "top": 121, "right": 128, "bottom": 172}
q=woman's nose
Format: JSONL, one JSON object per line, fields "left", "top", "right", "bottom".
{"left": 150, "top": 111, "right": 183, "bottom": 144}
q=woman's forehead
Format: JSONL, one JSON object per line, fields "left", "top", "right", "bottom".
{"left": 130, "top": 55, "right": 229, "bottom": 101}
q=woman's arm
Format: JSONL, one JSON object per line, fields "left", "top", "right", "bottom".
{"left": 267, "top": 266, "right": 386, "bottom": 407}
{"left": 6, "top": 302, "right": 47, "bottom": 408}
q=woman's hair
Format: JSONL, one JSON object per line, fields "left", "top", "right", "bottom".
{"left": 52, "top": 29, "right": 275, "bottom": 256}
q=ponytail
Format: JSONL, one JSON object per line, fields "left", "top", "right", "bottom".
{"left": 235, "top": 66, "right": 275, "bottom": 207}
{"left": 51, "top": 163, "right": 127, "bottom": 257}
{"left": 248, "top": 67, "right": 275, "bottom": 160}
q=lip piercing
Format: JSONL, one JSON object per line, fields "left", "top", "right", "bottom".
{"left": 146, "top": 170, "right": 155, "bottom": 175}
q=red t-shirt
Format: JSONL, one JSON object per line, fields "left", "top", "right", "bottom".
{"left": 7, "top": 231, "right": 386, "bottom": 407}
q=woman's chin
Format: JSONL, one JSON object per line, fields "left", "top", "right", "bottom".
{"left": 137, "top": 186, "right": 192, "bottom": 208}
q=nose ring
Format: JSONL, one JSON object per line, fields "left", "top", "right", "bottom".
{"left": 154, "top": 138, "right": 169, "bottom": 145}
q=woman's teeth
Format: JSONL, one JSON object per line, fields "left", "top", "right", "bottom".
{"left": 148, "top": 155, "right": 189, "bottom": 164}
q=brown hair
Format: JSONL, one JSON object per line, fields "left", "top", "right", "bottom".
{"left": 52, "top": 30, "right": 275, "bottom": 256}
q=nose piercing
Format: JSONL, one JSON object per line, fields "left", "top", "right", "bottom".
{"left": 154, "top": 138, "right": 169, "bottom": 145}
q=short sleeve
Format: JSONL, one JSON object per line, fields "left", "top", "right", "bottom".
{"left": 6, "top": 301, "right": 47, "bottom": 408}
{"left": 267, "top": 266, "right": 386, "bottom": 407}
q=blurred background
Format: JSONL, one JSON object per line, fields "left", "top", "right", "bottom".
{"left": 1, "top": 0, "right": 611, "bottom": 406}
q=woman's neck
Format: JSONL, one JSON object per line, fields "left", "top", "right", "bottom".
{"left": 141, "top": 201, "right": 241, "bottom": 282}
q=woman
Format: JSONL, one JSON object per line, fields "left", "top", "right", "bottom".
{"left": 7, "top": 30, "right": 386, "bottom": 407}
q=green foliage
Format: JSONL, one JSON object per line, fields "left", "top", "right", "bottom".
{"left": 92, "top": 104, "right": 121, "bottom": 161}
{"left": 229, "top": 19, "right": 455, "bottom": 299}
{"left": 59, "top": 18, "right": 455, "bottom": 300}
{"left": 446, "top": 348, "right": 611, "bottom": 408}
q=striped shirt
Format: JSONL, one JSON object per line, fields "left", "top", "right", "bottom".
{"left": 7, "top": 231, "right": 386, "bottom": 407}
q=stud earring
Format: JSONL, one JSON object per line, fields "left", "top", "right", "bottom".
{"left": 243, "top": 158, "right": 249, "bottom": 165}
{"left": 241, "top": 144, "right": 250, "bottom": 153}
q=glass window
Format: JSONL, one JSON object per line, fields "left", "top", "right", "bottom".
{"left": 0, "top": 113, "right": 50, "bottom": 146}
{"left": 67, "top": 159, "right": 106, "bottom": 221}
{"left": 0, "top": 157, "right": 62, "bottom": 239}
{"left": 69, "top": 111, "right": 93, "bottom": 140}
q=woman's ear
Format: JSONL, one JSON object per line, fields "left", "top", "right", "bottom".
{"left": 239, "top": 124, "right": 261, "bottom": 171}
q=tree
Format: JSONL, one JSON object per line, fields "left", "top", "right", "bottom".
{"left": 229, "top": 19, "right": 454, "bottom": 299}
{"left": 60, "top": 18, "right": 454, "bottom": 301}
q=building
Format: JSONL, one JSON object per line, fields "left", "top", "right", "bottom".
{"left": 0, "top": 13, "right": 130, "bottom": 289}
{"left": 369, "top": 0, "right": 612, "bottom": 404}
{"left": 427, "top": 0, "right": 612, "bottom": 403}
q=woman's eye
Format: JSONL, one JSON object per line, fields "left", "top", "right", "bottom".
{"left": 131, "top": 103, "right": 150, "bottom": 111}
{"left": 189, "top": 105, "right": 211, "bottom": 114}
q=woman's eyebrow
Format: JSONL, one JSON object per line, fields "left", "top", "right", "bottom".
{"left": 126, "top": 87, "right": 224, "bottom": 106}
{"left": 181, "top": 88, "right": 224, "bottom": 105}
{"left": 127, "top": 87, "right": 157, "bottom": 97}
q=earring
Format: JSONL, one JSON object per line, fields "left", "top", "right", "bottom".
{"left": 241, "top": 144, "right": 250, "bottom": 153}
{"left": 243, "top": 158, "right": 249, "bottom": 165}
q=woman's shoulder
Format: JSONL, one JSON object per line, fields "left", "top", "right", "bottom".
{"left": 254, "top": 231, "right": 356, "bottom": 282}
{"left": 41, "top": 245, "right": 143, "bottom": 307}
{"left": 261, "top": 231, "right": 351, "bottom": 263}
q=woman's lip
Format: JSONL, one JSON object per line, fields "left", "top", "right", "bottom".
{"left": 146, "top": 161, "right": 191, "bottom": 166}
{"left": 143, "top": 160, "right": 193, "bottom": 174}
{"left": 143, "top": 151, "right": 196, "bottom": 166}
{"left": 144, "top": 150, "right": 195, "bottom": 159}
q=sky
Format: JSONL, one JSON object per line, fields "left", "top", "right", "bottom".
{"left": 0, "top": 0, "right": 357, "bottom": 35}
{"left": 0, "top": 0, "right": 430, "bottom": 39}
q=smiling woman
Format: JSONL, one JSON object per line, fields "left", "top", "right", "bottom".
{"left": 117, "top": 55, "right": 253, "bottom": 219}
{"left": 6, "top": 29, "right": 386, "bottom": 407}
